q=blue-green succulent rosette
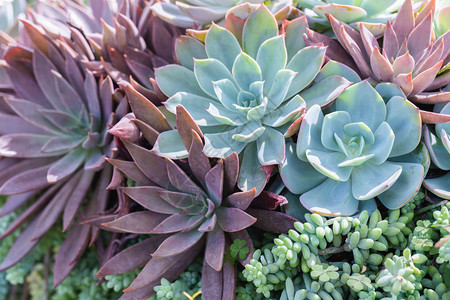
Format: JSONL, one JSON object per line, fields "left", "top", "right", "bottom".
{"left": 280, "top": 81, "right": 427, "bottom": 216}
{"left": 153, "top": 4, "right": 351, "bottom": 194}
{"left": 423, "top": 89, "right": 450, "bottom": 200}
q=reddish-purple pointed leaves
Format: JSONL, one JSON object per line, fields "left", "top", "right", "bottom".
{"left": 370, "top": 47, "right": 394, "bottom": 82}
{"left": 394, "top": 73, "right": 414, "bottom": 95}
{"left": 106, "top": 158, "right": 154, "bottom": 186}
{"left": 151, "top": 214, "right": 204, "bottom": 234}
{"left": 420, "top": 111, "right": 450, "bottom": 124}
{"left": 0, "top": 191, "right": 35, "bottom": 217}
{"left": 120, "top": 81, "right": 171, "bottom": 132}
{"left": 229, "top": 229, "right": 254, "bottom": 266}
{"left": 411, "top": 61, "right": 443, "bottom": 96}
{"left": 176, "top": 105, "right": 203, "bottom": 151}
{"left": 202, "top": 259, "right": 223, "bottom": 300}
{"left": 339, "top": 25, "right": 371, "bottom": 78}
{"left": 251, "top": 190, "right": 288, "bottom": 210}
{"left": 359, "top": 23, "right": 378, "bottom": 58}
{"left": 410, "top": 91, "right": 450, "bottom": 104}
{"left": 216, "top": 207, "right": 256, "bottom": 232}
{"left": 102, "top": 211, "right": 168, "bottom": 234}
{"left": 132, "top": 118, "right": 159, "bottom": 146}
{"left": 224, "top": 188, "right": 256, "bottom": 210}
{"left": 125, "top": 238, "right": 204, "bottom": 292}
{"left": 199, "top": 214, "right": 217, "bottom": 232}
{"left": 392, "top": 51, "right": 415, "bottom": 77}
{"left": 151, "top": 230, "right": 204, "bottom": 257}
{"left": 393, "top": 0, "right": 414, "bottom": 44}
{"left": 0, "top": 164, "right": 51, "bottom": 195}
{"left": 205, "top": 160, "right": 224, "bottom": 206}
{"left": 165, "top": 158, "right": 203, "bottom": 195}
{"left": 247, "top": 208, "right": 298, "bottom": 234}
{"left": 121, "top": 186, "right": 180, "bottom": 214}
{"left": 53, "top": 222, "right": 91, "bottom": 287}
{"left": 383, "top": 21, "right": 399, "bottom": 61}
{"left": 0, "top": 218, "right": 40, "bottom": 271}
{"left": 222, "top": 152, "right": 239, "bottom": 195}
{"left": 108, "top": 114, "right": 140, "bottom": 142}
{"left": 221, "top": 260, "right": 237, "bottom": 300}
{"left": 188, "top": 130, "right": 211, "bottom": 187}
{"left": 157, "top": 190, "right": 195, "bottom": 208}
{"left": 122, "top": 140, "right": 170, "bottom": 188}
{"left": 407, "top": 13, "right": 432, "bottom": 60}
{"left": 96, "top": 235, "right": 168, "bottom": 277}
{"left": 205, "top": 227, "right": 225, "bottom": 271}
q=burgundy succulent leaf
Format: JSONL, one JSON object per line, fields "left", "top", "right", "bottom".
{"left": 102, "top": 83, "right": 299, "bottom": 299}
{"left": 0, "top": 20, "right": 123, "bottom": 284}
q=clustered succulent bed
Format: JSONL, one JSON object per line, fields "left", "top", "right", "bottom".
{"left": 0, "top": 0, "right": 449, "bottom": 299}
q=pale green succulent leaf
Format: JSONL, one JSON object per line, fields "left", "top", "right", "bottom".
{"left": 256, "top": 127, "right": 285, "bottom": 165}
{"left": 338, "top": 154, "right": 375, "bottom": 167}
{"left": 313, "top": 4, "right": 367, "bottom": 23}
{"left": 435, "top": 102, "right": 450, "bottom": 137}
{"left": 385, "top": 96, "right": 421, "bottom": 157}
{"left": 232, "top": 52, "right": 262, "bottom": 91}
{"left": 153, "top": 129, "right": 189, "bottom": 159}
{"left": 378, "top": 162, "right": 424, "bottom": 209}
{"left": 262, "top": 95, "right": 306, "bottom": 128}
{"left": 206, "top": 102, "right": 247, "bottom": 126}
{"left": 286, "top": 46, "right": 326, "bottom": 98}
{"left": 300, "top": 75, "right": 352, "bottom": 108}
{"left": 423, "top": 172, "right": 450, "bottom": 200}
{"left": 424, "top": 126, "right": 450, "bottom": 170}
{"left": 175, "top": 36, "right": 207, "bottom": 70}
{"left": 238, "top": 142, "right": 267, "bottom": 195}
{"left": 284, "top": 16, "right": 308, "bottom": 61}
{"left": 194, "top": 58, "right": 234, "bottom": 98}
{"left": 440, "top": 128, "right": 450, "bottom": 154}
{"left": 306, "top": 149, "right": 353, "bottom": 181}
{"left": 232, "top": 123, "right": 265, "bottom": 143}
{"left": 156, "top": 65, "right": 207, "bottom": 98}
{"left": 360, "top": 0, "right": 403, "bottom": 17}
{"left": 364, "top": 122, "right": 395, "bottom": 165}
{"left": 297, "top": 105, "right": 324, "bottom": 160}
{"left": 300, "top": 178, "right": 359, "bottom": 216}
{"left": 267, "top": 69, "right": 297, "bottom": 111}
{"left": 351, "top": 162, "right": 402, "bottom": 200}
{"left": 375, "top": 82, "right": 406, "bottom": 102}
{"left": 279, "top": 142, "right": 327, "bottom": 195}
{"left": 164, "top": 93, "right": 222, "bottom": 126}
{"left": 246, "top": 101, "right": 267, "bottom": 121}
{"left": 344, "top": 122, "right": 375, "bottom": 145}
{"left": 203, "top": 128, "right": 247, "bottom": 158}
{"left": 256, "top": 35, "right": 287, "bottom": 93}
{"left": 152, "top": 2, "right": 196, "bottom": 27}
{"left": 212, "top": 79, "right": 240, "bottom": 111}
{"left": 315, "top": 60, "right": 361, "bottom": 83}
{"left": 205, "top": 23, "right": 241, "bottom": 70}
{"left": 336, "top": 81, "right": 386, "bottom": 131}
{"left": 321, "top": 111, "right": 351, "bottom": 152}
{"left": 242, "top": 5, "right": 278, "bottom": 58}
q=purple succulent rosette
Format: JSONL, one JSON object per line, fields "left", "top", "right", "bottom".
{"left": 0, "top": 20, "right": 126, "bottom": 285}
{"left": 280, "top": 81, "right": 427, "bottom": 216}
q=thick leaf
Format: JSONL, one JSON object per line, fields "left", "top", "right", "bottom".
{"left": 279, "top": 142, "right": 327, "bottom": 195}
{"left": 188, "top": 130, "right": 211, "bottom": 187}
{"left": 105, "top": 158, "right": 154, "bottom": 186}
{"left": 286, "top": 46, "right": 326, "bottom": 98}
{"left": 364, "top": 122, "right": 395, "bottom": 165}
{"left": 336, "top": 81, "right": 386, "bottom": 131}
{"left": 242, "top": 5, "right": 278, "bottom": 58}
{"left": 232, "top": 52, "right": 262, "bottom": 91}
{"left": 46, "top": 148, "right": 86, "bottom": 183}
{"left": 423, "top": 172, "right": 450, "bottom": 200}
{"left": 96, "top": 235, "right": 168, "bottom": 277}
{"left": 238, "top": 142, "right": 269, "bottom": 195}
{"left": 256, "top": 35, "right": 287, "bottom": 93}
{"left": 175, "top": 35, "right": 207, "bottom": 70}
{"left": 155, "top": 65, "right": 206, "bottom": 98}
{"left": 0, "top": 164, "right": 51, "bottom": 195}
{"left": 300, "top": 179, "right": 359, "bottom": 216}
{"left": 315, "top": 60, "right": 361, "bottom": 83}
{"left": 222, "top": 152, "right": 239, "bottom": 196}
{"left": 53, "top": 222, "right": 90, "bottom": 287}
{"left": 153, "top": 129, "right": 189, "bottom": 159}
{"left": 320, "top": 110, "right": 351, "bottom": 152}
{"left": 102, "top": 211, "right": 168, "bottom": 234}
{"left": 151, "top": 230, "right": 204, "bottom": 257}
{"left": 202, "top": 259, "right": 223, "bottom": 300}
{"left": 121, "top": 187, "right": 180, "bottom": 214}
{"left": 205, "top": 227, "right": 225, "bottom": 271}
{"left": 216, "top": 207, "right": 256, "bottom": 232}
{"left": 306, "top": 149, "right": 352, "bottom": 181}
{"left": 284, "top": 16, "right": 308, "bottom": 60}
{"left": 297, "top": 105, "right": 324, "bottom": 160}
{"left": 351, "top": 162, "right": 402, "bottom": 200}
{"left": 0, "top": 133, "right": 55, "bottom": 158}
{"left": 256, "top": 127, "right": 285, "bottom": 165}
{"left": 300, "top": 75, "right": 351, "bottom": 108}
{"left": 176, "top": 105, "right": 203, "bottom": 151}
{"left": 247, "top": 208, "right": 298, "bottom": 234}
{"left": 370, "top": 47, "right": 394, "bottom": 82}
{"left": 224, "top": 189, "right": 256, "bottom": 211}
{"left": 378, "top": 162, "right": 424, "bottom": 208}
{"left": 313, "top": 4, "right": 367, "bottom": 23}
{"left": 266, "top": 69, "right": 297, "bottom": 111}
{"left": 152, "top": 214, "right": 204, "bottom": 234}
{"left": 203, "top": 129, "right": 247, "bottom": 158}
{"left": 221, "top": 259, "right": 237, "bottom": 300}
{"left": 194, "top": 58, "right": 234, "bottom": 98}
{"left": 165, "top": 158, "right": 203, "bottom": 195}
{"left": 205, "top": 160, "right": 224, "bottom": 207}
{"left": 385, "top": 96, "right": 421, "bottom": 157}
{"left": 205, "top": 23, "right": 241, "bottom": 71}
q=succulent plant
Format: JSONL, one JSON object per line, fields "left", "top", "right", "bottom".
{"left": 280, "top": 81, "right": 426, "bottom": 216}
{"left": 295, "top": 0, "right": 404, "bottom": 35}
{"left": 434, "top": 0, "right": 450, "bottom": 37}
{"left": 98, "top": 83, "right": 299, "bottom": 299}
{"left": 423, "top": 88, "right": 450, "bottom": 199}
{"left": 322, "top": 0, "right": 450, "bottom": 107}
{"left": 151, "top": 0, "right": 293, "bottom": 28}
{"left": 0, "top": 0, "right": 27, "bottom": 35}
{"left": 0, "top": 20, "right": 125, "bottom": 285}
{"left": 155, "top": 3, "right": 352, "bottom": 193}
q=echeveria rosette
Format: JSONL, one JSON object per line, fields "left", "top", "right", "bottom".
{"left": 100, "top": 83, "right": 299, "bottom": 299}
{"left": 423, "top": 95, "right": 450, "bottom": 199}
{"left": 155, "top": 4, "right": 351, "bottom": 194}
{"left": 151, "top": 0, "right": 292, "bottom": 28}
{"left": 0, "top": 21, "right": 124, "bottom": 286}
{"left": 326, "top": 0, "right": 450, "bottom": 108}
{"left": 280, "top": 81, "right": 425, "bottom": 216}
{"left": 295, "top": 0, "right": 404, "bottom": 35}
